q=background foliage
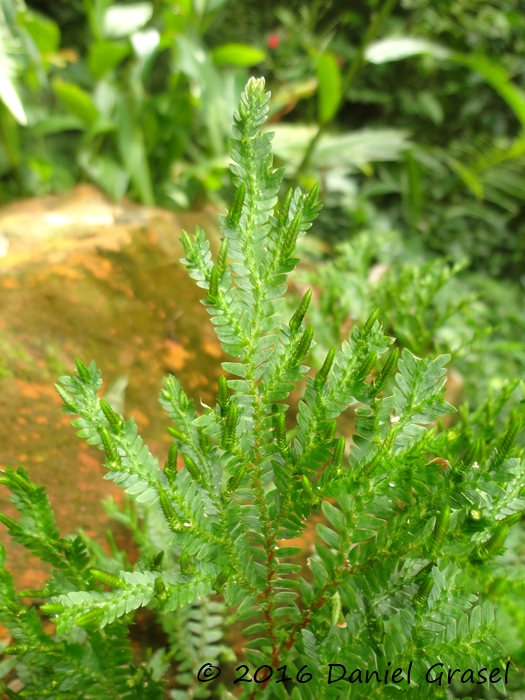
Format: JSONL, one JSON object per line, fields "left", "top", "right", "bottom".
{"left": 2, "top": 0, "right": 525, "bottom": 267}
{"left": 1, "top": 0, "right": 524, "bottom": 352}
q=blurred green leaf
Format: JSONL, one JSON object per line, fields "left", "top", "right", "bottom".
{"left": 447, "top": 157, "right": 485, "bottom": 200}
{"left": 80, "top": 153, "right": 130, "bottom": 201}
{"left": 52, "top": 80, "right": 98, "bottom": 126}
{"left": 205, "top": 0, "right": 229, "bottom": 11}
{"left": 444, "top": 201, "right": 508, "bottom": 229}
{"left": 85, "top": 0, "right": 112, "bottom": 40}
{"left": 483, "top": 159, "right": 525, "bottom": 215}
{"left": 0, "top": 102, "right": 20, "bottom": 167}
{"left": 88, "top": 41, "right": 129, "bottom": 80}
{"left": 0, "top": 15, "right": 27, "bottom": 125}
{"left": 476, "top": 137, "right": 525, "bottom": 172}
{"left": 177, "top": 34, "right": 231, "bottom": 156}
{"left": 406, "top": 150, "right": 422, "bottom": 228}
{"left": 20, "top": 10, "right": 60, "bottom": 54}
{"left": 87, "top": 115, "right": 117, "bottom": 138}
{"left": 103, "top": 2, "right": 153, "bottom": 39}
{"left": 0, "top": 71, "right": 26, "bottom": 125}
{"left": 268, "top": 79, "right": 317, "bottom": 117}
{"left": 161, "top": 6, "right": 186, "bottom": 33}
{"left": 365, "top": 37, "right": 450, "bottom": 64}
{"left": 270, "top": 124, "right": 410, "bottom": 170}
{"left": 417, "top": 92, "right": 443, "bottom": 125}
{"left": 316, "top": 53, "right": 341, "bottom": 125}
{"left": 116, "top": 98, "right": 154, "bottom": 204}
{"left": 32, "top": 115, "right": 85, "bottom": 135}
{"left": 211, "top": 43, "right": 266, "bottom": 67}
{"left": 452, "top": 53, "right": 525, "bottom": 128}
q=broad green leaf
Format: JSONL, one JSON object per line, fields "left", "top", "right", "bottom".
{"left": 20, "top": 10, "right": 60, "bottom": 54}
{"left": 88, "top": 41, "right": 129, "bottom": 80}
{"left": 365, "top": 37, "right": 450, "bottom": 64}
{"left": 212, "top": 43, "right": 266, "bottom": 67}
{"left": 32, "top": 115, "right": 84, "bottom": 135}
{"left": 312, "top": 129, "right": 411, "bottom": 168}
{"left": 316, "top": 52, "right": 341, "bottom": 124}
{"left": 269, "top": 124, "right": 410, "bottom": 170}
{"left": 52, "top": 80, "right": 99, "bottom": 126}
{"left": 176, "top": 34, "right": 229, "bottom": 156}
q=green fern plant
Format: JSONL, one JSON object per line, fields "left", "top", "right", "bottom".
{"left": 293, "top": 228, "right": 525, "bottom": 409}
{"left": 1, "top": 77, "right": 525, "bottom": 699}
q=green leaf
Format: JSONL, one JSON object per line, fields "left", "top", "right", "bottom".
{"left": 316, "top": 523, "right": 339, "bottom": 549}
{"left": 32, "top": 115, "right": 85, "bottom": 135}
{"left": 212, "top": 43, "right": 266, "bottom": 67}
{"left": 52, "top": 80, "right": 99, "bottom": 127}
{"left": 321, "top": 501, "right": 345, "bottom": 531}
{"left": 331, "top": 591, "right": 342, "bottom": 626}
{"left": 269, "top": 124, "right": 411, "bottom": 170}
{"left": 51, "top": 572, "right": 212, "bottom": 633}
{"left": 0, "top": 32, "right": 27, "bottom": 126}
{"left": 88, "top": 41, "right": 130, "bottom": 80}
{"left": 452, "top": 53, "right": 525, "bottom": 129}
{"left": 365, "top": 37, "right": 450, "bottom": 64}
{"left": 316, "top": 52, "right": 341, "bottom": 124}
{"left": 222, "top": 362, "right": 247, "bottom": 377}
{"left": 0, "top": 77, "right": 26, "bottom": 126}
{"left": 116, "top": 97, "right": 154, "bottom": 205}
{"left": 275, "top": 546, "right": 302, "bottom": 558}
{"left": 21, "top": 10, "right": 60, "bottom": 54}
{"left": 176, "top": 33, "right": 228, "bottom": 157}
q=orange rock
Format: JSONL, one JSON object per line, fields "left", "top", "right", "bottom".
{"left": 163, "top": 338, "right": 192, "bottom": 372}
{"left": 0, "top": 185, "right": 220, "bottom": 587}
{"left": 130, "top": 408, "right": 150, "bottom": 428}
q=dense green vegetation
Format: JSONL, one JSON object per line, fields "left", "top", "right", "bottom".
{"left": 2, "top": 0, "right": 525, "bottom": 279}
{"left": 1, "top": 1, "right": 525, "bottom": 698}
{"left": 0, "top": 77, "right": 524, "bottom": 700}
{"left": 1, "top": 0, "right": 524, "bottom": 383}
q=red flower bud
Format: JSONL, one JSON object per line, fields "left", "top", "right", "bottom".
{"left": 267, "top": 33, "right": 280, "bottom": 50}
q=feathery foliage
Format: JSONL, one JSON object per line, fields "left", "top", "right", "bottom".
{"left": 1, "top": 77, "right": 524, "bottom": 699}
